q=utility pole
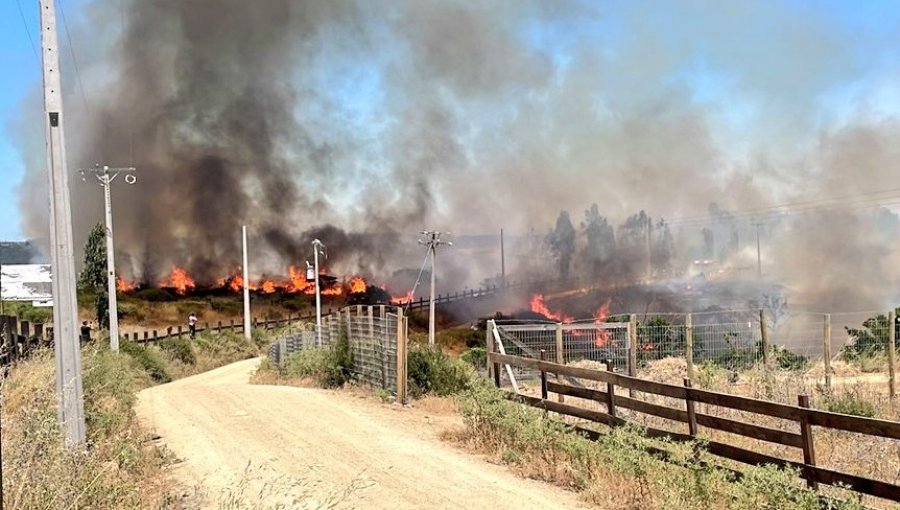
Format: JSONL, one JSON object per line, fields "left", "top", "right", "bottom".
{"left": 753, "top": 222, "right": 763, "bottom": 280}
{"left": 419, "top": 231, "right": 452, "bottom": 347}
{"left": 40, "top": 0, "right": 86, "bottom": 446}
{"left": 79, "top": 164, "right": 136, "bottom": 351}
{"left": 311, "top": 239, "right": 326, "bottom": 346}
{"left": 241, "top": 226, "right": 251, "bottom": 340}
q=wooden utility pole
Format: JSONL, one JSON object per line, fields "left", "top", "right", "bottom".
{"left": 500, "top": 228, "right": 506, "bottom": 288}
{"left": 39, "top": 0, "right": 86, "bottom": 446}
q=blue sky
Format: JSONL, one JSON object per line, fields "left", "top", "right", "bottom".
{"left": 3, "top": 0, "right": 900, "bottom": 242}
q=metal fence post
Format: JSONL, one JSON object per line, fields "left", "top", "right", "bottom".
{"left": 628, "top": 314, "right": 637, "bottom": 397}
{"left": 555, "top": 322, "right": 564, "bottom": 403}
{"left": 889, "top": 310, "right": 897, "bottom": 401}
{"left": 396, "top": 308, "right": 408, "bottom": 404}
{"left": 685, "top": 313, "right": 694, "bottom": 380}
{"left": 539, "top": 350, "right": 548, "bottom": 400}
{"left": 823, "top": 314, "right": 832, "bottom": 391}
{"left": 759, "top": 309, "right": 770, "bottom": 366}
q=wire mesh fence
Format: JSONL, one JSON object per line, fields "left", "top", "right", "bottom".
{"left": 490, "top": 307, "right": 900, "bottom": 393}
{"left": 268, "top": 306, "right": 404, "bottom": 394}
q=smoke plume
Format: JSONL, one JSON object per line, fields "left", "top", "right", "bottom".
{"left": 11, "top": 0, "right": 900, "bottom": 309}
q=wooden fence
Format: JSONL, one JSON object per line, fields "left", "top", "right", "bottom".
{"left": 488, "top": 350, "right": 900, "bottom": 503}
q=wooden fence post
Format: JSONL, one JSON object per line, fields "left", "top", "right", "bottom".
{"left": 685, "top": 313, "right": 694, "bottom": 381}
{"left": 555, "top": 322, "right": 564, "bottom": 403}
{"left": 760, "top": 309, "right": 770, "bottom": 366}
{"left": 396, "top": 308, "right": 408, "bottom": 405}
{"left": 628, "top": 314, "right": 638, "bottom": 397}
{"left": 539, "top": 350, "right": 548, "bottom": 400}
{"left": 230, "top": 319, "right": 235, "bottom": 331}
{"left": 604, "top": 359, "right": 616, "bottom": 418}
{"left": 488, "top": 320, "right": 500, "bottom": 387}
{"left": 153, "top": 330, "right": 158, "bottom": 342}
{"left": 177, "top": 326, "right": 182, "bottom": 338}
{"left": 798, "top": 394, "right": 818, "bottom": 490}
{"left": 889, "top": 311, "right": 897, "bottom": 401}
{"left": 684, "top": 378, "right": 698, "bottom": 437}
{"left": 143, "top": 331, "right": 148, "bottom": 342}
{"left": 823, "top": 314, "right": 832, "bottom": 391}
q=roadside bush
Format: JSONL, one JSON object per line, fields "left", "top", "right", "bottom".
{"left": 824, "top": 388, "right": 877, "bottom": 417}
{"left": 321, "top": 332, "right": 353, "bottom": 388}
{"left": 459, "top": 347, "right": 487, "bottom": 371}
{"left": 407, "top": 346, "right": 473, "bottom": 397}
{"left": 120, "top": 340, "right": 172, "bottom": 383}
{"left": 160, "top": 337, "right": 196, "bottom": 365}
{"left": 282, "top": 348, "right": 331, "bottom": 379}
{"left": 275, "top": 333, "right": 353, "bottom": 388}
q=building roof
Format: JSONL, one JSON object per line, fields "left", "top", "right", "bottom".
{"left": 0, "top": 264, "right": 53, "bottom": 302}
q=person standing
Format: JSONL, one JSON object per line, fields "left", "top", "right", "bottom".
{"left": 188, "top": 312, "right": 198, "bottom": 339}
{"left": 80, "top": 321, "right": 92, "bottom": 343}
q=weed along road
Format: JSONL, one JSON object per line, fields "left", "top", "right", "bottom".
{"left": 136, "top": 358, "right": 590, "bottom": 509}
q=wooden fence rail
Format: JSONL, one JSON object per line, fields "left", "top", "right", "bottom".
{"left": 488, "top": 351, "right": 900, "bottom": 502}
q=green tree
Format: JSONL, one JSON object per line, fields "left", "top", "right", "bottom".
{"left": 843, "top": 309, "right": 900, "bottom": 360}
{"left": 79, "top": 223, "right": 109, "bottom": 328}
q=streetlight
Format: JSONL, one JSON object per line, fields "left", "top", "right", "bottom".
{"left": 79, "top": 164, "right": 136, "bottom": 351}
{"left": 418, "top": 231, "right": 452, "bottom": 347}
{"left": 310, "top": 239, "right": 326, "bottom": 346}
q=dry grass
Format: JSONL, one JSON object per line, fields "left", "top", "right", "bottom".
{"left": 1, "top": 328, "right": 278, "bottom": 509}
{"left": 525, "top": 357, "right": 900, "bottom": 508}
{"left": 1, "top": 348, "right": 175, "bottom": 510}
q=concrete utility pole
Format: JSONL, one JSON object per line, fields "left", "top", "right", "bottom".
{"left": 419, "top": 231, "right": 452, "bottom": 347}
{"left": 40, "top": 0, "right": 86, "bottom": 446}
{"left": 79, "top": 164, "right": 136, "bottom": 351}
{"left": 312, "top": 239, "right": 326, "bottom": 346}
{"left": 242, "top": 226, "right": 251, "bottom": 340}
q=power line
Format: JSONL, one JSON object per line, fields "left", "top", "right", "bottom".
{"left": 58, "top": 0, "right": 88, "bottom": 112}
{"left": 14, "top": 0, "right": 39, "bottom": 62}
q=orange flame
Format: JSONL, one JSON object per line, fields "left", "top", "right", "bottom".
{"left": 529, "top": 294, "right": 574, "bottom": 323}
{"left": 116, "top": 276, "right": 136, "bottom": 293}
{"left": 321, "top": 286, "right": 343, "bottom": 296}
{"left": 391, "top": 290, "right": 414, "bottom": 305}
{"left": 261, "top": 280, "right": 277, "bottom": 294}
{"left": 349, "top": 276, "right": 367, "bottom": 294}
{"left": 159, "top": 266, "right": 196, "bottom": 295}
{"left": 286, "top": 265, "right": 312, "bottom": 294}
{"left": 593, "top": 298, "right": 612, "bottom": 347}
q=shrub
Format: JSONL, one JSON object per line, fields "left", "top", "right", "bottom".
{"left": 459, "top": 347, "right": 487, "bottom": 371}
{"left": 407, "top": 346, "right": 473, "bottom": 397}
{"left": 825, "top": 389, "right": 877, "bottom": 417}
{"left": 119, "top": 340, "right": 172, "bottom": 383}
{"left": 773, "top": 345, "right": 809, "bottom": 371}
{"left": 160, "top": 337, "right": 196, "bottom": 365}
{"left": 283, "top": 348, "right": 331, "bottom": 379}
{"left": 321, "top": 332, "right": 353, "bottom": 388}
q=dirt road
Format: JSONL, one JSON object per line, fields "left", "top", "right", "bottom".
{"left": 136, "top": 358, "right": 589, "bottom": 509}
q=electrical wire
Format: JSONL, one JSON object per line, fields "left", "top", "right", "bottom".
{"left": 14, "top": 0, "right": 39, "bottom": 62}
{"left": 58, "top": 0, "right": 89, "bottom": 112}
{"left": 402, "top": 248, "right": 432, "bottom": 314}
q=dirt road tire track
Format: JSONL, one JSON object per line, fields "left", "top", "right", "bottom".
{"left": 136, "top": 358, "right": 589, "bottom": 509}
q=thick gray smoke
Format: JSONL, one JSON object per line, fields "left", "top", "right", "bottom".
{"left": 12, "top": 0, "right": 900, "bottom": 309}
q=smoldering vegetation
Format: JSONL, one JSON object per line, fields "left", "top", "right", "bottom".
{"left": 11, "top": 0, "right": 900, "bottom": 309}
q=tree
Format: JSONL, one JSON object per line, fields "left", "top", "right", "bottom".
{"left": 546, "top": 211, "right": 576, "bottom": 279}
{"left": 79, "top": 223, "right": 109, "bottom": 328}
{"left": 843, "top": 309, "right": 900, "bottom": 360}
{"left": 581, "top": 204, "right": 616, "bottom": 279}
